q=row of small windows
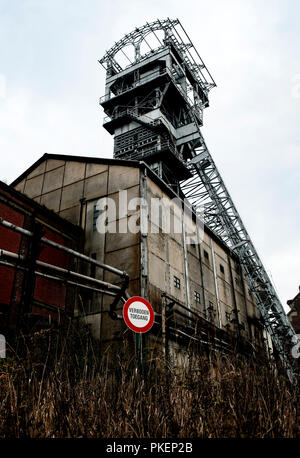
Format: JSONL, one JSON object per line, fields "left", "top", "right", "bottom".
{"left": 93, "top": 207, "right": 244, "bottom": 292}
{"left": 203, "top": 250, "right": 240, "bottom": 269}
{"left": 169, "top": 290, "right": 247, "bottom": 332}
{"left": 204, "top": 250, "right": 225, "bottom": 274}
{"left": 88, "top": 225, "right": 252, "bottom": 333}
{"left": 203, "top": 250, "right": 242, "bottom": 284}
{"left": 174, "top": 276, "right": 201, "bottom": 305}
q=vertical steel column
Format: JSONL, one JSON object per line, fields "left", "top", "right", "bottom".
{"left": 196, "top": 224, "right": 207, "bottom": 319}
{"left": 210, "top": 239, "right": 222, "bottom": 328}
{"left": 182, "top": 211, "right": 191, "bottom": 311}
{"left": 21, "top": 221, "right": 44, "bottom": 330}
{"left": 162, "top": 294, "right": 167, "bottom": 361}
{"left": 239, "top": 263, "right": 253, "bottom": 340}
{"left": 138, "top": 165, "right": 149, "bottom": 366}
{"left": 227, "top": 254, "right": 240, "bottom": 338}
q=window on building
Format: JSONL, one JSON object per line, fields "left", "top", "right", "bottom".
{"left": 225, "top": 311, "right": 231, "bottom": 321}
{"left": 204, "top": 250, "right": 209, "bottom": 261}
{"left": 194, "top": 291, "right": 201, "bottom": 303}
{"left": 174, "top": 276, "right": 181, "bottom": 289}
{"left": 208, "top": 301, "right": 214, "bottom": 311}
{"left": 220, "top": 264, "right": 225, "bottom": 274}
{"left": 190, "top": 242, "right": 197, "bottom": 250}
{"left": 93, "top": 205, "right": 100, "bottom": 232}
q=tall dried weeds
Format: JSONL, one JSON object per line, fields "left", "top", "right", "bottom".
{"left": 0, "top": 321, "right": 299, "bottom": 438}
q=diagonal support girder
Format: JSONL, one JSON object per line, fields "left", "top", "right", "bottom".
{"left": 181, "top": 126, "right": 299, "bottom": 384}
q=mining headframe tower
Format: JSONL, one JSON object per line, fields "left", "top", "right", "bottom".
{"left": 98, "top": 18, "right": 299, "bottom": 382}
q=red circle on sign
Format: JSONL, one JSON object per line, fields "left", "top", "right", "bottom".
{"left": 123, "top": 296, "right": 154, "bottom": 333}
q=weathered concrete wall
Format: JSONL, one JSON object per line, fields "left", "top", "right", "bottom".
{"left": 15, "top": 156, "right": 269, "bottom": 350}
{"left": 145, "top": 173, "right": 266, "bottom": 344}
{"left": 16, "top": 158, "right": 141, "bottom": 342}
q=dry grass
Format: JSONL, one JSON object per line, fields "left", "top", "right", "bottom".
{"left": 0, "top": 321, "right": 299, "bottom": 438}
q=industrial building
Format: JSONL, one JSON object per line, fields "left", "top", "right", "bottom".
{"left": 288, "top": 289, "right": 300, "bottom": 335}
{"left": 11, "top": 153, "right": 268, "bottom": 354}
{"left": 1, "top": 18, "right": 298, "bottom": 379}
{"left": 0, "top": 180, "right": 83, "bottom": 333}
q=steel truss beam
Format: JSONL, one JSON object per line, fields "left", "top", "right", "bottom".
{"left": 181, "top": 126, "right": 300, "bottom": 383}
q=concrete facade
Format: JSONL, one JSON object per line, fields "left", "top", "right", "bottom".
{"left": 12, "top": 153, "right": 270, "bottom": 352}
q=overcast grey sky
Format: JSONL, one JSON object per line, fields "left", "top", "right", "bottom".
{"left": 0, "top": 0, "right": 299, "bottom": 310}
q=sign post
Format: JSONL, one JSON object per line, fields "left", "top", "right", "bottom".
{"left": 123, "top": 297, "right": 154, "bottom": 372}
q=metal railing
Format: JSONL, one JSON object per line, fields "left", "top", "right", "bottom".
{"left": 160, "top": 293, "right": 257, "bottom": 356}
{"left": 100, "top": 67, "right": 203, "bottom": 125}
{"left": 99, "top": 68, "right": 168, "bottom": 104}
{"left": 0, "top": 217, "right": 129, "bottom": 321}
{"left": 115, "top": 139, "right": 185, "bottom": 165}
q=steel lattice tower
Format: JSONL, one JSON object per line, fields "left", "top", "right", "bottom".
{"left": 99, "top": 18, "right": 299, "bottom": 383}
